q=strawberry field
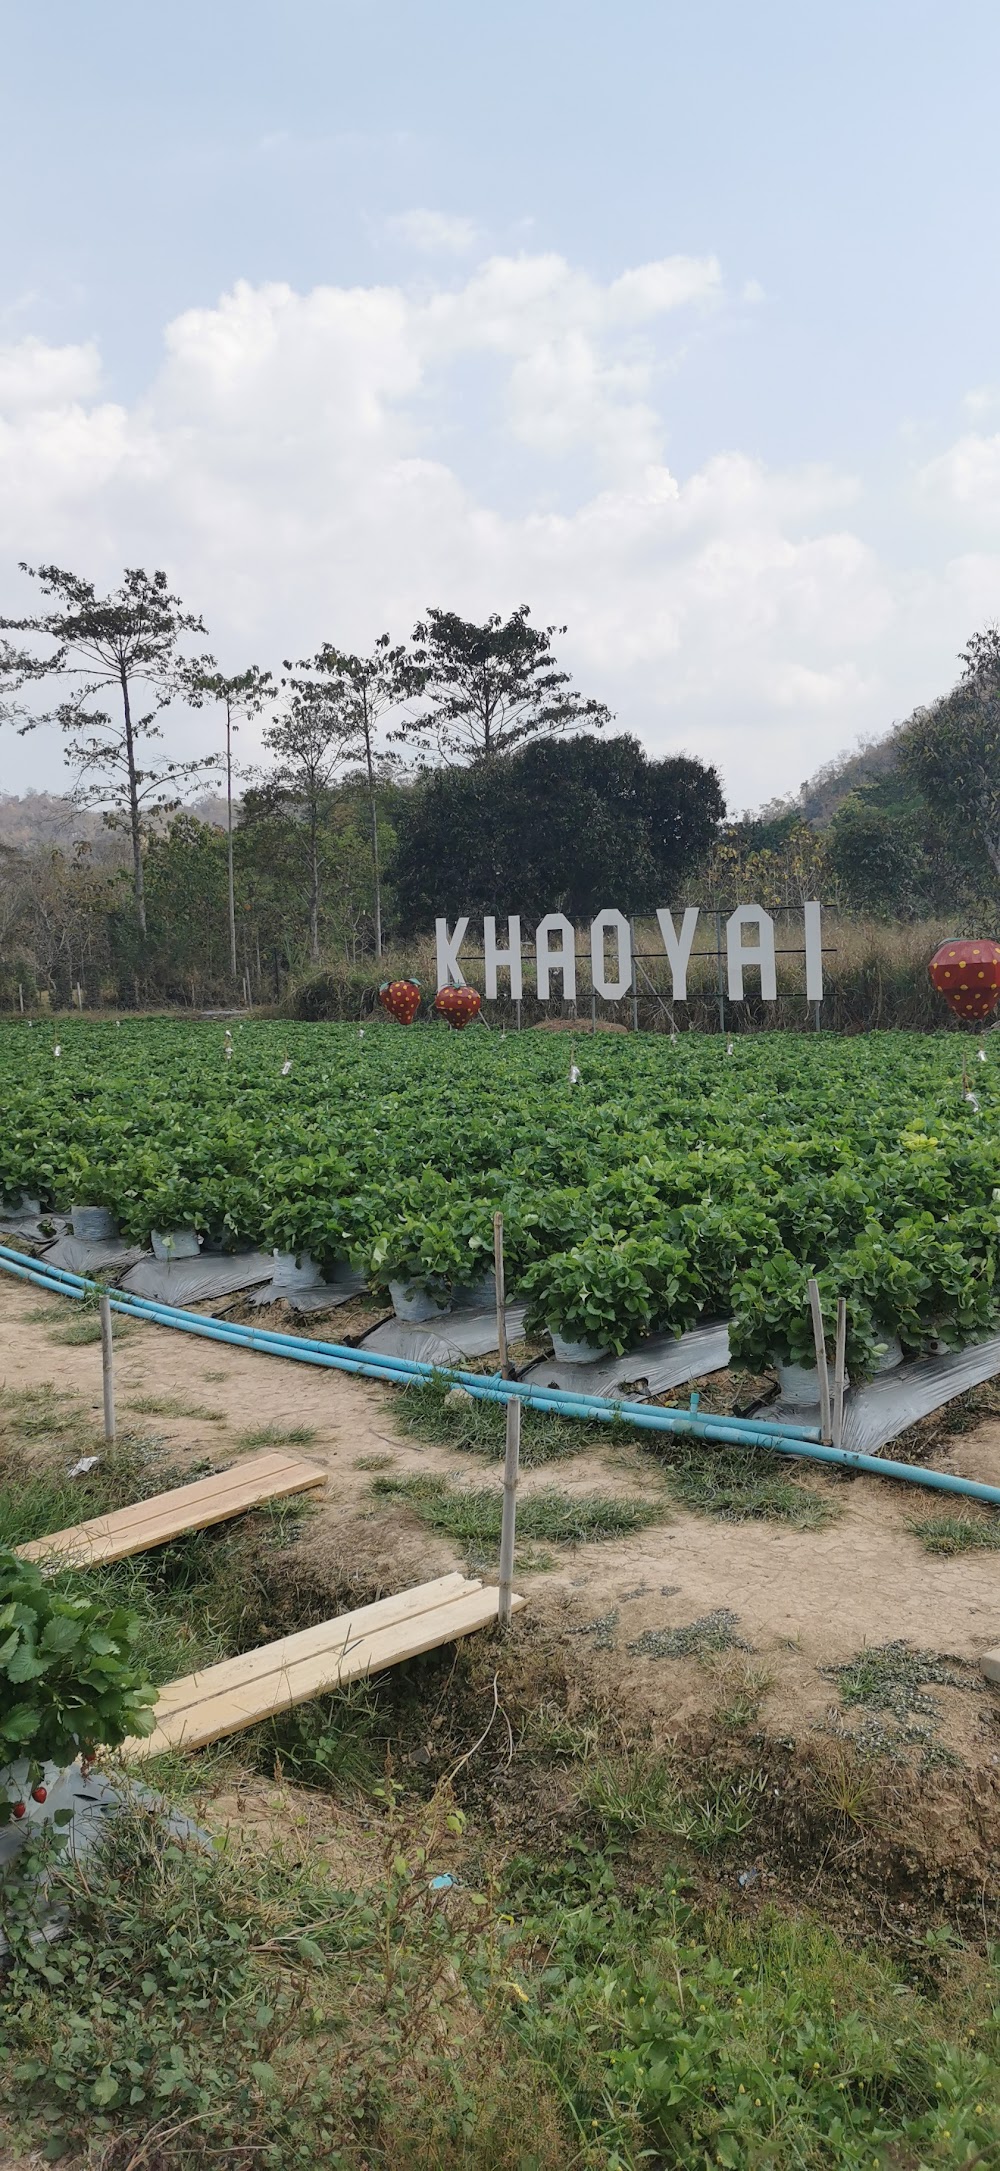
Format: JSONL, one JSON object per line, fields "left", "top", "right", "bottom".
{"left": 1, "top": 1019, "right": 999, "bottom": 1373}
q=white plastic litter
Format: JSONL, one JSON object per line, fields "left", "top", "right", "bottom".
{"left": 68, "top": 1456, "right": 101, "bottom": 1478}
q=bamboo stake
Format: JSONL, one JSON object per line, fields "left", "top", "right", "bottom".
{"left": 807, "top": 1277, "right": 832, "bottom": 1446}
{"left": 832, "top": 1295, "right": 847, "bottom": 1448}
{"left": 99, "top": 1289, "right": 116, "bottom": 1443}
{"left": 498, "top": 1393, "right": 521, "bottom": 1629}
{"left": 493, "top": 1210, "right": 510, "bottom": 1377}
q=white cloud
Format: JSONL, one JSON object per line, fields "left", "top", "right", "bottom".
{"left": 0, "top": 253, "right": 992, "bottom": 808}
{"left": 918, "top": 429, "right": 1000, "bottom": 519}
{"left": 388, "top": 208, "right": 481, "bottom": 255}
{"left": 0, "top": 336, "right": 103, "bottom": 413}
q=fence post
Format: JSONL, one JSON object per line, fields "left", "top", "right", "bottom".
{"left": 498, "top": 1393, "right": 521, "bottom": 1628}
{"left": 99, "top": 1290, "right": 116, "bottom": 1443}
{"left": 807, "top": 1277, "right": 832, "bottom": 1446}
{"left": 493, "top": 1210, "right": 510, "bottom": 1376}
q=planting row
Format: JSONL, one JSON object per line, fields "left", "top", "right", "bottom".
{"left": 1, "top": 1020, "right": 998, "bottom": 1374}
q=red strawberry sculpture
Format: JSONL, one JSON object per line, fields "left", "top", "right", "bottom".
{"left": 434, "top": 984, "right": 482, "bottom": 1030}
{"left": 928, "top": 939, "right": 1000, "bottom": 1023}
{"left": 379, "top": 979, "right": 421, "bottom": 1025}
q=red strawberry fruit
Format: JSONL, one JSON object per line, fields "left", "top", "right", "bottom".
{"left": 31, "top": 1785, "right": 47, "bottom": 1803}
{"left": 12, "top": 1801, "right": 26, "bottom": 1819}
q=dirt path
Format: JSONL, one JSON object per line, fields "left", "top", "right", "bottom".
{"left": 3, "top": 1274, "right": 1000, "bottom": 1766}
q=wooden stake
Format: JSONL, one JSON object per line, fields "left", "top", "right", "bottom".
{"left": 498, "top": 1394, "right": 521, "bottom": 1629}
{"left": 493, "top": 1210, "right": 510, "bottom": 1377}
{"left": 99, "top": 1290, "right": 116, "bottom": 1443}
{"left": 832, "top": 1295, "right": 847, "bottom": 1448}
{"left": 807, "top": 1277, "right": 832, "bottom": 1445}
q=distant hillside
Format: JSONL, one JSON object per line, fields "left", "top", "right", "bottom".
{"left": 748, "top": 725, "right": 908, "bottom": 830}
{"left": 0, "top": 791, "right": 234, "bottom": 851}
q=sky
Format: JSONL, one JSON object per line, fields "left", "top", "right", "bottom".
{"left": 2, "top": 0, "right": 1000, "bottom": 811}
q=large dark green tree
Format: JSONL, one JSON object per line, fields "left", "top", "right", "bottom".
{"left": 0, "top": 565, "right": 212, "bottom": 934}
{"left": 392, "top": 733, "right": 724, "bottom": 926}
{"left": 398, "top": 605, "right": 611, "bottom": 765}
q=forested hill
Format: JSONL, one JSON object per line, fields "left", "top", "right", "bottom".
{"left": 0, "top": 792, "right": 232, "bottom": 849}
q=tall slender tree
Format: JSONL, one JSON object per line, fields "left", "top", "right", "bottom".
{"left": 258, "top": 681, "right": 355, "bottom": 961}
{"left": 397, "top": 604, "right": 611, "bottom": 765}
{"left": 180, "top": 661, "right": 275, "bottom": 977}
{"left": 290, "top": 637, "right": 419, "bottom": 956}
{"left": 0, "top": 565, "right": 212, "bottom": 933}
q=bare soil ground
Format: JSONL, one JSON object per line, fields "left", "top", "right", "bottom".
{"left": 3, "top": 1275, "right": 1000, "bottom": 1775}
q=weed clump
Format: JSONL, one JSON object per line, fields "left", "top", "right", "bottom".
{"left": 909, "top": 1510, "right": 1000, "bottom": 1555}
{"left": 627, "top": 1608, "right": 750, "bottom": 1660}
{"left": 827, "top": 1641, "right": 977, "bottom": 1724}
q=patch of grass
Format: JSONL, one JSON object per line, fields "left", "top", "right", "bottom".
{"left": 392, "top": 1374, "right": 836, "bottom": 1527}
{"left": 0, "top": 1380, "right": 90, "bottom": 1448}
{"left": 909, "top": 1510, "right": 1000, "bottom": 1555}
{"left": 710, "top": 1654, "right": 774, "bottom": 1731}
{"left": 370, "top": 1470, "right": 667, "bottom": 1558}
{"left": 627, "top": 1608, "right": 750, "bottom": 1660}
{"left": 828, "top": 1641, "right": 976, "bottom": 1725}
{"left": 238, "top": 1423, "right": 318, "bottom": 1449}
{"left": 582, "top": 1751, "right": 767, "bottom": 1853}
{"left": 647, "top": 1438, "right": 835, "bottom": 1527}
{"left": 354, "top": 1451, "right": 396, "bottom": 1471}
{"left": 23, "top": 1296, "right": 137, "bottom": 1345}
{"left": 392, "top": 1373, "right": 607, "bottom": 1466}
{"left": 125, "top": 1394, "right": 227, "bottom": 1422}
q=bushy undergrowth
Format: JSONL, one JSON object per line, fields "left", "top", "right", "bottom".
{"left": 4, "top": 1793, "right": 1000, "bottom": 2169}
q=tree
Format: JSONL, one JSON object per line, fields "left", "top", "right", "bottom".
{"left": 0, "top": 565, "right": 212, "bottom": 933}
{"left": 392, "top": 733, "right": 724, "bottom": 926}
{"left": 257, "top": 682, "right": 355, "bottom": 961}
{"left": 399, "top": 605, "right": 611, "bottom": 765}
{"left": 900, "top": 627, "right": 1000, "bottom": 890}
{"left": 180, "top": 661, "right": 275, "bottom": 977}
{"left": 290, "top": 637, "right": 418, "bottom": 957}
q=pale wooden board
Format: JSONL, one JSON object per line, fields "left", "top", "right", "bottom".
{"left": 125, "top": 1582, "right": 525, "bottom": 1758}
{"left": 151, "top": 1571, "right": 476, "bottom": 1717}
{"left": 17, "top": 1450, "right": 326, "bottom": 1569}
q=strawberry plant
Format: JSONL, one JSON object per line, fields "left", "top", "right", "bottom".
{"left": 0, "top": 1549, "right": 157, "bottom": 1816}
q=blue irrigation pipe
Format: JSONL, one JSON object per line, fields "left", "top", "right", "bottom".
{"left": 0, "top": 1238, "right": 820, "bottom": 1447}
{"left": 5, "top": 1241, "right": 1000, "bottom": 1508}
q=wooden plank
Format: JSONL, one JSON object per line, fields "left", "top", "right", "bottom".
{"left": 126, "top": 1584, "right": 525, "bottom": 1758}
{"left": 152, "top": 1572, "right": 476, "bottom": 1716}
{"left": 17, "top": 1451, "right": 326, "bottom": 1569}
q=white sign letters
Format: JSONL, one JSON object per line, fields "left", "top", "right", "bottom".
{"left": 435, "top": 903, "right": 823, "bottom": 1002}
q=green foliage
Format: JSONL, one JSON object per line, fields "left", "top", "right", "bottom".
{"left": 392, "top": 730, "right": 723, "bottom": 923}
{"left": 0, "top": 1550, "right": 156, "bottom": 1795}
{"left": 3, "top": 1017, "right": 1000, "bottom": 1361}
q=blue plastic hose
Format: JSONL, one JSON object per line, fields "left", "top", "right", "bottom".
{"left": 3, "top": 1239, "right": 1000, "bottom": 1507}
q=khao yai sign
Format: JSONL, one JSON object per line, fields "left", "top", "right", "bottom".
{"left": 436, "top": 902, "right": 824, "bottom": 1002}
